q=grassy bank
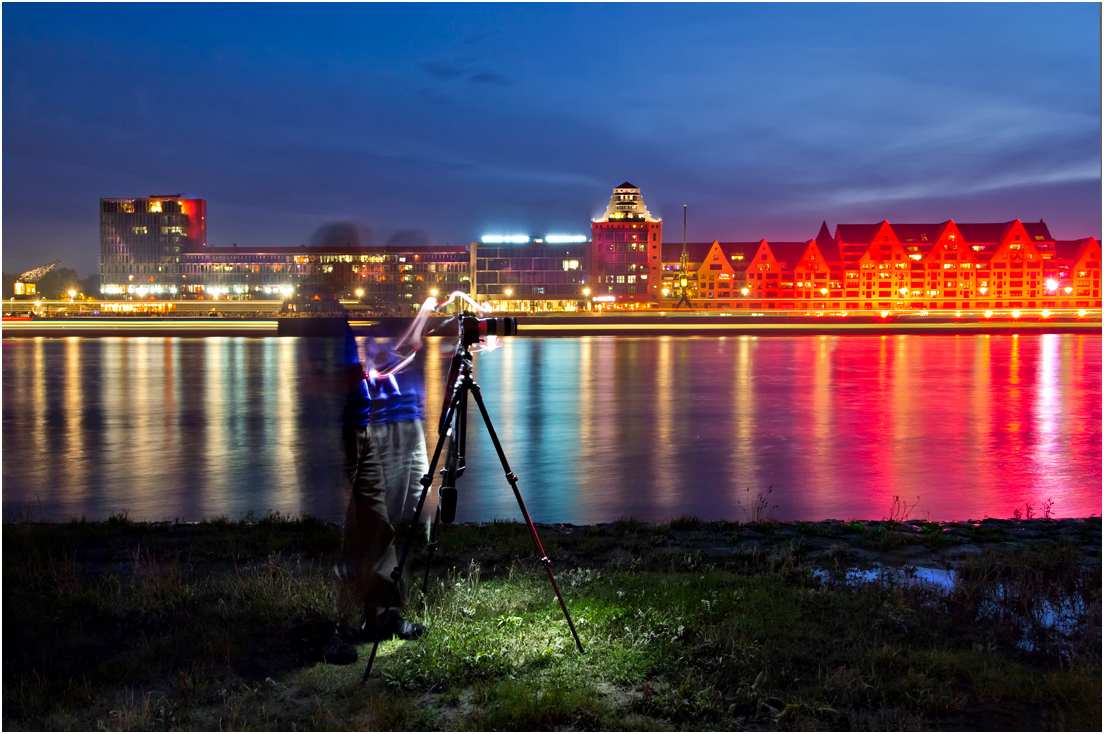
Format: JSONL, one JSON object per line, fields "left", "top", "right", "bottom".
{"left": 3, "top": 514, "right": 1100, "bottom": 731}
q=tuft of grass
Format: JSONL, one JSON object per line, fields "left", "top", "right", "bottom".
{"left": 737, "top": 486, "right": 778, "bottom": 526}
{"left": 884, "top": 495, "right": 920, "bottom": 524}
{"left": 668, "top": 515, "right": 704, "bottom": 531}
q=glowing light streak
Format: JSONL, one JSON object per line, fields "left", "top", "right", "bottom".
{"left": 544, "top": 235, "right": 588, "bottom": 243}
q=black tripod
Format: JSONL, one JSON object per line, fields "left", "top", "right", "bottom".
{"left": 362, "top": 315, "right": 585, "bottom": 682}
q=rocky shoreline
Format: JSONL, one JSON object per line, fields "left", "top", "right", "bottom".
{"left": 14, "top": 515, "right": 1101, "bottom": 579}
{"left": 448, "top": 516, "right": 1103, "bottom": 578}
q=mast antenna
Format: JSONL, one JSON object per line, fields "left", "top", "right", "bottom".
{"left": 675, "top": 205, "right": 692, "bottom": 309}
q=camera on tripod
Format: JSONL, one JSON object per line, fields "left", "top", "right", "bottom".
{"left": 460, "top": 315, "right": 518, "bottom": 346}
{"left": 362, "top": 302, "right": 583, "bottom": 683}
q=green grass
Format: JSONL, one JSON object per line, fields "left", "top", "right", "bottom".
{"left": 3, "top": 516, "right": 1100, "bottom": 730}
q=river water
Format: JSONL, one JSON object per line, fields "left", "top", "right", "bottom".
{"left": 2, "top": 335, "right": 1100, "bottom": 524}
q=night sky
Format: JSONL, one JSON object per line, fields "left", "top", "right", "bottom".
{"left": 3, "top": 3, "right": 1100, "bottom": 277}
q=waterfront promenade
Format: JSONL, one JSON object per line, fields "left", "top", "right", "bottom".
{"left": 3, "top": 304, "right": 1101, "bottom": 338}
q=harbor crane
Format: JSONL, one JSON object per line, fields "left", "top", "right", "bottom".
{"left": 13, "top": 260, "right": 61, "bottom": 297}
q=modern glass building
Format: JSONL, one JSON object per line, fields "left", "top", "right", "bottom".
{"left": 471, "top": 240, "right": 590, "bottom": 311}
{"left": 99, "top": 195, "right": 206, "bottom": 297}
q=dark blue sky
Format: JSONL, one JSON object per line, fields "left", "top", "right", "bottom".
{"left": 4, "top": 3, "right": 1100, "bottom": 276}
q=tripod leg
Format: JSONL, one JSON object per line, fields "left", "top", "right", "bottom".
{"left": 362, "top": 380, "right": 465, "bottom": 683}
{"left": 422, "top": 504, "right": 440, "bottom": 594}
{"left": 467, "top": 383, "right": 585, "bottom": 655}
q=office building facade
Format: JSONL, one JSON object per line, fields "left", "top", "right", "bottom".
{"left": 99, "top": 195, "right": 206, "bottom": 296}
{"left": 471, "top": 241, "right": 590, "bottom": 311}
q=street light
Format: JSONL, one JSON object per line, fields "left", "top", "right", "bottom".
{"left": 430, "top": 289, "right": 438, "bottom": 297}
{"left": 67, "top": 290, "right": 76, "bottom": 300}
{"left": 662, "top": 288, "right": 669, "bottom": 297}
{"left": 355, "top": 288, "right": 364, "bottom": 298}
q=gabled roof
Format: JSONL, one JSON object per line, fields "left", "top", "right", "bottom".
{"left": 834, "top": 220, "right": 1055, "bottom": 247}
{"left": 954, "top": 221, "right": 1053, "bottom": 244}
{"left": 816, "top": 221, "right": 832, "bottom": 245}
{"left": 765, "top": 241, "right": 812, "bottom": 269}
{"left": 836, "top": 223, "right": 882, "bottom": 244}
{"left": 615, "top": 181, "right": 638, "bottom": 189}
{"left": 661, "top": 241, "right": 757, "bottom": 263}
{"left": 890, "top": 222, "right": 948, "bottom": 245}
{"left": 1054, "top": 238, "right": 1098, "bottom": 263}
{"left": 813, "top": 236, "right": 841, "bottom": 262}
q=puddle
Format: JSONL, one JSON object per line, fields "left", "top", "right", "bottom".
{"left": 814, "top": 564, "right": 1098, "bottom": 654}
{"left": 814, "top": 564, "right": 956, "bottom": 592}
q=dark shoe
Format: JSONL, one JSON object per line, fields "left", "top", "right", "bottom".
{"left": 393, "top": 618, "right": 426, "bottom": 641}
{"left": 321, "top": 630, "right": 358, "bottom": 665}
{"left": 361, "top": 614, "right": 426, "bottom": 642}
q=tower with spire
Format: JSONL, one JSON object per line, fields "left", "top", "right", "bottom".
{"left": 590, "top": 182, "right": 663, "bottom": 306}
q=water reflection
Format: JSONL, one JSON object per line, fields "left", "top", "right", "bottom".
{"left": 2, "top": 335, "right": 1100, "bottom": 523}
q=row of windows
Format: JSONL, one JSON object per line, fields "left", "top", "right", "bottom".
{"left": 101, "top": 200, "right": 186, "bottom": 214}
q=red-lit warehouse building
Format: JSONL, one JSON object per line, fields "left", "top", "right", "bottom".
{"left": 657, "top": 219, "right": 1100, "bottom": 311}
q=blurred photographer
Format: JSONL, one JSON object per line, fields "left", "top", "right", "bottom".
{"left": 366, "top": 339, "right": 433, "bottom": 534}
{"left": 325, "top": 328, "right": 425, "bottom": 665}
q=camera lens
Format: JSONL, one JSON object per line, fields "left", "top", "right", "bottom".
{"left": 479, "top": 317, "right": 518, "bottom": 338}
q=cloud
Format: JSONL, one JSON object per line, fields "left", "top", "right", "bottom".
{"left": 423, "top": 61, "right": 466, "bottom": 80}
{"left": 470, "top": 71, "right": 508, "bottom": 86}
{"left": 424, "top": 60, "right": 508, "bottom": 86}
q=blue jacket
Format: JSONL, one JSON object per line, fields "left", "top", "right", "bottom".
{"left": 342, "top": 326, "right": 372, "bottom": 426}
{"left": 368, "top": 366, "right": 426, "bottom": 424}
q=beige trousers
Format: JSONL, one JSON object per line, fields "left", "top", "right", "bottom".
{"left": 334, "top": 425, "right": 400, "bottom": 623}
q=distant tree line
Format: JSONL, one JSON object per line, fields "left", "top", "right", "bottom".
{"left": 2, "top": 269, "right": 99, "bottom": 300}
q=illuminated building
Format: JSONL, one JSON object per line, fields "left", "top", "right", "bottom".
{"left": 99, "top": 194, "right": 468, "bottom": 307}
{"left": 591, "top": 183, "right": 663, "bottom": 305}
{"left": 471, "top": 236, "right": 590, "bottom": 311}
{"left": 181, "top": 245, "right": 470, "bottom": 306}
{"left": 99, "top": 194, "right": 207, "bottom": 296}
{"left": 657, "top": 220, "right": 1101, "bottom": 311}
{"left": 1052, "top": 237, "right": 1102, "bottom": 306}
